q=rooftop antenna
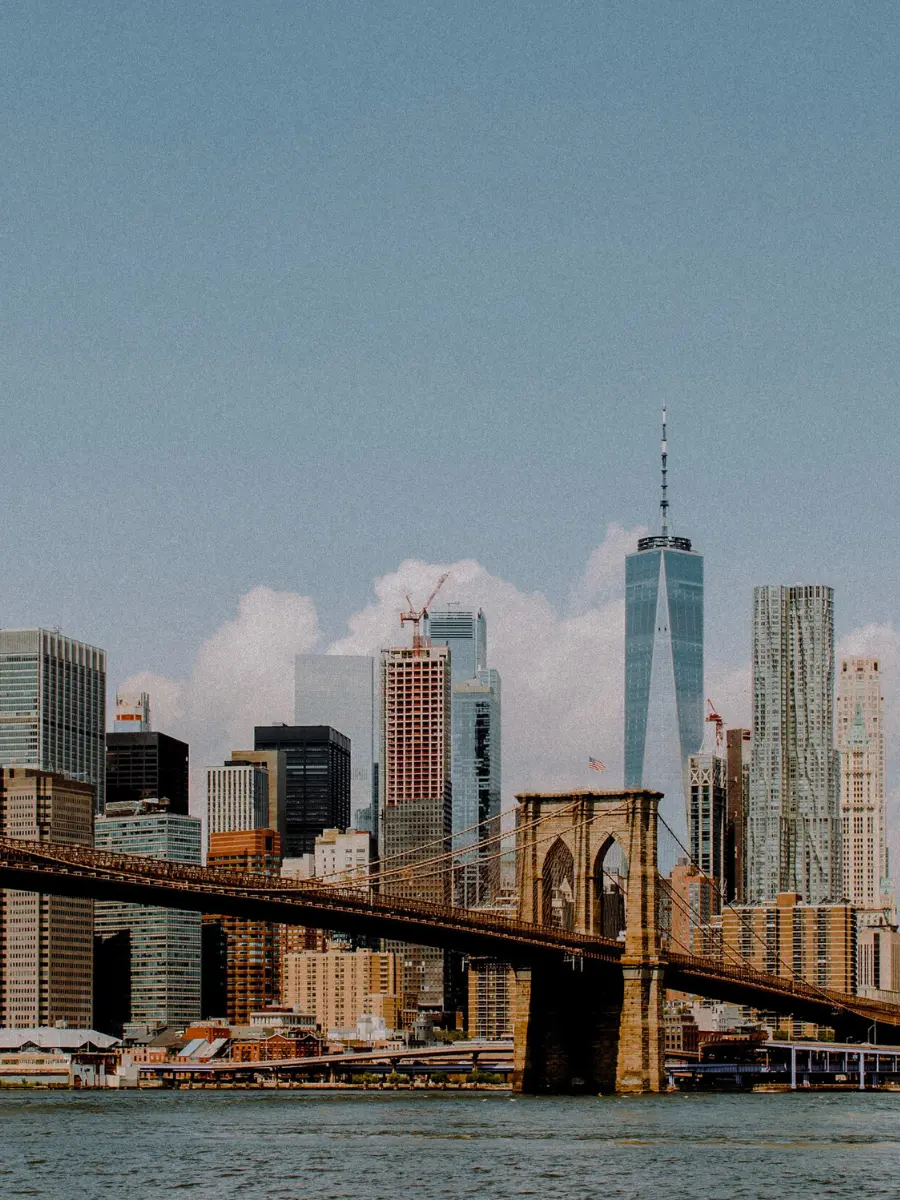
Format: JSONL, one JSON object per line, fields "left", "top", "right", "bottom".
{"left": 659, "top": 401, "right": 669, "bottom": 537}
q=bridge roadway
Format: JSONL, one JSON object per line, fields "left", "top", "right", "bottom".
{"left": 3, "top": 838, "right": 900, "bottom": 1038}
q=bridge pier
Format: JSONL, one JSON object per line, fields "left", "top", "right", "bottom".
{"left": 511, "top": 962, "right": 623, "bottom": 1094}
{"left": 513, "top": 789, "right": 665, "bottom": 1095}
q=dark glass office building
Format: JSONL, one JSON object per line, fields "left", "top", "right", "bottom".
{"left": 253, "top": 725, "right": 350, "bottom": 856}
{"left": 105, "top": 732, "right": 190, "bottom": 815}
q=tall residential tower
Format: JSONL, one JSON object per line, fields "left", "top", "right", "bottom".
{"left": 837, "top": 657, "right": 891, "bottom": 921}
{"left": 748, "top": 585, "right": 840, "bottom": 904}
{"left": 380, "top": 640, "right": 453, "bottom": 1014}
{"left": 624, "top": 407, "right": 704, "bottom": 863}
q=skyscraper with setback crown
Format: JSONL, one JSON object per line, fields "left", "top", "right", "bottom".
{"left": 624, "top": 406, "right": 704, "bottom": 865}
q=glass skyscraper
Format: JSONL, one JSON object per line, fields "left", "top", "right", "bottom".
{"left": 747, "top": 585, "right": 840, "bottom": 905}
{"left": 429, "top": 609, "right": 501, "bottom": 907}
{"left": 623, "top": 411, "right": 704, "bottom": 865}
{"left": 94, "top": 802, "right": 203, "bottom": 1034}
{"left": 0, "top": 628, "right": 106, "bottom": 811}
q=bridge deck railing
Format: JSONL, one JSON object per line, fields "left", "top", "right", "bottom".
{"left": 0, "top": 837, "right": 623, "bottom": 960}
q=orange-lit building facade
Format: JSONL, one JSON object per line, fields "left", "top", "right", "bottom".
{"left": 204, "top": 830, "right": 282, "bottom": 1023}
{"left": 720, "top": 892, "right": 856, "bottom": 994}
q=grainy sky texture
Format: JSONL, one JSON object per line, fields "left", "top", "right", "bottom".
{"left": 1, "top": 3, "right": 897, "bottom": 829}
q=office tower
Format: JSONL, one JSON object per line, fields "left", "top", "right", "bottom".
{"left": 725, "top": 728, "right": 751, "bottom": 902}
{"left": 687, "top": 745, "right": 726, "bottom": 889}
{"left": 381, "top": 641, "right": 453, "bottom": 1013}
{"left": 428, "top": 608, "right": 487, "bottom": 681}
{"left": 113, "top": 691, "right": 150, "bottom": 731}
{"left": 254, "top": 726, "right": 350, "bottom": 857}
{"left": 295, "top": 655, "right": 377, "bottom": 831}
{"left": 227, "top": 749, "right": 287, "bottom": 845}
{"left": 206, "top": 761, "right": 270, "bottom": 836}
{"left": 203, "top": 830, "right": 282, "bottom": 1023}
{"left": 837, "top": 658, "right": 891, "bottom": 920}
{"left": 0, "top": 768, "right": 94, "bottom": 1027}
{"left": 0, "top": 628, "right": 106, "bottom": 811}
{"left": 106, "top": 731, "right": 189, "bottom": 815}
{"left": 748, "top": 585, "right": 840, "bottom": 905}
{"left": 623, "top": 408, "right": 704, "bottom": 862}
{"left": 282, "top": 947, "right": 397, "bottom": 1033}
{"left": 429, "top": 609, "right": 502, "bottom": 907}
{"left": 94, "top": 800, "right": 202, "bottom": 1035}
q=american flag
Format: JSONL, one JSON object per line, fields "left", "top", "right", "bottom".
{"left": 588, "top": 757, "right": 606, "bottom": 773}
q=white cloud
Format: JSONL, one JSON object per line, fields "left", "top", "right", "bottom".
{"left": 117, "top": 586, "right": 321, "bottom": 812}
{"left": 116, "top": 550, "right": 900, "bottom": 891}
{"left": 117, "top": 533, "right": 641, "bottom": 820}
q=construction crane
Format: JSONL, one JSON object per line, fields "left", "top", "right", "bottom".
{"left": 400, "top": 572, "right": 449, "bottom": 649}
{"left": 705, "top": 698, "right": 724, "bottom": 751}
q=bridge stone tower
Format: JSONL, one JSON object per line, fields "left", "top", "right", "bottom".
{"left": 512, "top": 789, "right": 665, "bottom": 1094}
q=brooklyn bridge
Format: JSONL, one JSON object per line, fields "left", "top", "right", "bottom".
{"left": 1, "top": 789, "right": 898, "bottom": 1094}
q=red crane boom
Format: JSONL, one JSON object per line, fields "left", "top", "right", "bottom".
{"left": 400, "top": 572, "right": 450, "bottom": 649}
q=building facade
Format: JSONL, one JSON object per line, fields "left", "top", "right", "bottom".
{"left": 429, "top": 608, "right": 501, "bottom": 908}
{"left": 295, "top": 655, "right": 377, "bottom": 832}
{"left": 254, "top": 726, "right": 350, "bottom": 857}
{"left": 113, "top": 691, "right": 151, "bottom": 731}
{"left": 719, "top": 891, "right": 856, "bottom": 995}
{"left": 204, "top": 830, "right": 282, "bottom": 1023}
{"left": 688, "top": 749, "right": 726, "bottom": 890}
{"left": 0, "top": 768, "right": 95, "bottom": 1028}
{"left": 206, "top": 762, "right": 270, "bottom": 836}
{"left": 282, "top": 947, "right": 397, "bottom": 1033}
{"left": 94, "top": 801, "right": 202, "bottom": 1034}
{"left": 725, "top": 728, "right": 751, "bottom": 903}
{"left": 837, "top": 657, "right": 891, "bottom": 920}
{"left": 380, "top": 642, "right": 453, "bottom": 1012}
{"left": 748, "top": 585, "right": 840, "bottom": 905}
{"left": 313, "top": 827, "right": 372, "bottom": 884}
{"left": 857, "top": 924, "right": 900, "bottom": 1003}
{"left": 0, "top": 628, "right": 106, "bottom": 811}
{"left": 467, "top": 958, "right": 514, "bottom": 1040}
{"left": 667, "top": 859, "right": 720, "bottom": 956}
{"left": 106, "top": 731, "right": 189, "bottom": 815}
{"left": 227, "top": 749, "right": 287, "bottom": 845}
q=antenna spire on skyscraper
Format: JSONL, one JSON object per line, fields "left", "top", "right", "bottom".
{"left": 660, "top": 401, "right": 669, "bottom": 536}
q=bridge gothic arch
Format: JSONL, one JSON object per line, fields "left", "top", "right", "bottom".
{"left": 516, "top": 790, "right": 640, "bottom": 936}
{"left": 592, "top": 836, "right": 628, "bottom": 941}
{"left": 541, "top": 838, "right": 575, "bottom": 930}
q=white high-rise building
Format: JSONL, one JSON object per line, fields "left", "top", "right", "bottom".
{"left": 0, "top": 629, "right": 106, "bottom": 811}
{"left": 206, "top": 762, "right": 270, "bottom": 836}
{"left": 837, "top": 657, "right": 891, "bottom": 920}
{"left": 313, "top": 827, "right": 373, "bottom": 885}
{"left": 748, "top": 585, "right": 840, "bottom": 904}
{"left": 295, "top": 655, "right": 376, "bottom": 832}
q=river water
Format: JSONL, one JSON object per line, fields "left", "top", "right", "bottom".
{"left": 1, "top": 1089, "right": 899, "bottom": 1199}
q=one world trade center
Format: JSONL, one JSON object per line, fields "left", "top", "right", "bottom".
{"left": 623, "top": 405, "right": 704, "bottom": 870}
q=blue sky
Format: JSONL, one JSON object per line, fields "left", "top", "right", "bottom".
{"left": 2, "top": 0, "right": 898, "bottom": 694}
